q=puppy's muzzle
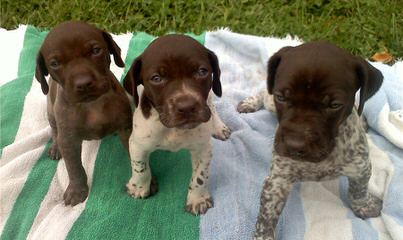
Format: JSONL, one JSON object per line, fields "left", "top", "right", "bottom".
{"left": 165, "top": 95, "right": 211, "bottom": 129}
{"left": 74, "top": 75, "right": 95, "bottom": 93}
{"left": 276, "top": 124, "right": 330, "bottom": 162}
{"left": 70, "top": 73, "right": 109, "bottom": 102}
{"left": 283, "top": 134, "right": 308, "bottom": 158}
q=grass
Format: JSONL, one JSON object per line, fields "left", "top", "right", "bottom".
{"left": 1, "top": 0, "right": 402, "bottom": 58}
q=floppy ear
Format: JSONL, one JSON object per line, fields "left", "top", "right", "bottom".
{"left": 35, "top": 51, "right": 49, "bottom": 95}
{"left": 123, "top": 56, "right": 142, "bottom": 107}
{"left": 207, "top": 49, "right": 222, "bottom": 97}
{"left": 267, "top": 46, "right": 293, "bottom": 94}
{"left": 354, "top": 58, "right": 383, "bottom": 115}
{"left": 102, "top": 31, "right": 125, "bottom": 68}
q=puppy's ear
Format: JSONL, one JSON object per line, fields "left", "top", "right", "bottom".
{"left": 207, "top": 49, "right": 222, "bottom": 97}
{"left": 35, "top": 51, "right": 49, "bottom": 95}
{"left": 354, "top": 58, "right": 383, "bottom": 115}
{"left": 102, "top": 31, "right": 125, "bottom": 68}
{"left": 267, "top": 46, "right": 293, "bottom": 94}
{"left": 123, "top": 56, "right": 142, "bottom": 107}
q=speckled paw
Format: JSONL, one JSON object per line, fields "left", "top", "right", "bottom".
{"left": 237, "top": 99, "right": 260, "bottom": 113}
{"left": 185, "top": 196, "right": 214, "bottom": 215}
{"left": 213, "top": 124, "right": 231, "bottom": 141}
{"left": 351, "top": 194, "right": 383, "bottom": 219}
{"left": 126, "top": 176, "right": 158, "bottom": 199}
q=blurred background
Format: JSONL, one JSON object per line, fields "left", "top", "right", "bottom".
{"left": 1, "top": 0, "right": 402, "bottom": 58}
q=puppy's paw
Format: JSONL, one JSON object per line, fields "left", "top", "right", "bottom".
{"left": 213, "top": 124, "right": 231, "bottom": 141}
{"left": 63, "top": 183, "right": 89, "bottom": 206}
{"left": 237, "top": 98, "right": 261, "bottom": 113}
{"left": 253, "top": 235, "right": 274, "bottom": 240}
{"left": 351, "top": 194, "right": 383, "bottom": 219}
{"left": 48, "top": 143, "right": 61, "bottom": 160}
{"left": 126, "top": 176, "right": 158, "bottom": 199}
{"left": 185, "top": 196, "right": 214, "bottom": 215}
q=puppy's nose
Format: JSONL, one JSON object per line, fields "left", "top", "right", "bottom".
{"left": 284, "top": 136, "right": 307, "bottom": 158}
{"left": 74, "top": 76, "right": 94, "bottom": 92}
{"left": 175, "top": 98, "right": 198, "bottom": 115}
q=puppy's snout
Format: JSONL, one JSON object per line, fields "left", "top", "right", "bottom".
{"left": 74, "top": 75, "right": 95, "bottom": 92}
{"left": 284, "top": 136, "right": 307, "bottom": 158}
{"left": 175, "top": 97, "right": 199, "bottom": 116}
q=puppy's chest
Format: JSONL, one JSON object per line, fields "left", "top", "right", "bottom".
{"left": 133, "top": 115, "right": 211, "bottom": 151}
{"left": 62, "top": 95, "right": 129, "bottom": 139}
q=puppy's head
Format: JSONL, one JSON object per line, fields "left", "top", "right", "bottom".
{"left": 35, "top": 21, "right": 124, "bottom": 102}
{"left": 123, "top": 34, "right": 222, "bottom": 129}
{"left": 268, "top": 41, "right": 383, "bottom": 162}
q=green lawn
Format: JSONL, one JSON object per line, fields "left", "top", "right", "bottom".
{"left": 1, "top": 0, "right": 402, "bottom": 58}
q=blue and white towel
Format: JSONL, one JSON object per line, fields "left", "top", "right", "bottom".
{"left": 0, "top": 26, "right": 402, "bottom": 240}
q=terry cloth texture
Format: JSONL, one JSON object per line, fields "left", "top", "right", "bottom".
{"left": 1, "top": 26, "right": 402, "bottom": 240}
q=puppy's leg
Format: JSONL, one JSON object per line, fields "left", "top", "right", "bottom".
{"left": 118, "top": 128, "right": 132, "bottom": 152}
{"left": 57, "top": 135, "right": 88, "bottom": 206}
{"left": 209, "top": 97, "right": 231, "bottom": 140}
{"left": 254, "top": 175, "right": 294, "bottom": 240}
{"left": 348, "top": 163, "right": 382, "bottom": 218}
{"left": 48, "top": 117, "right": 61, "bottom": 160}
{"left": 186, "top": 142, "right": 214, "bottom": 215}
{"left": 126, "top": 144, "right": 158, "bottom": 198}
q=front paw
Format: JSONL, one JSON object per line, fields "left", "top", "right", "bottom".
{"left": 213, "top": 124, "right": 231, "bottom": 141}
{"left": 48, "top": 143, "right": 61, "bottom": 160}
{"left": 63, "top": 183, "right": 89, "bottom": 206}
{"left": 350, "top": 194, "right": 383, "bottom": 219}
{"left": 126, "top": 176, "right": 158, "bottom": 199}
{"left": 254, "top": 234, "right": 274, "bottom": 240}
{"left": 185, "top": 196, "right": 214, "bottom": 215}
{"left": 237, "top": 99, "right": 260, "bottom": 113}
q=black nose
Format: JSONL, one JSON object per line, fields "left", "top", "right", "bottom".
{"left": 284, "top": 136, "right": 307, "bottom": 158}
{"left": 175, "top": 98, "right": 198, "bottom": 116}
{"left": 74, "top": 76, "right": 94, "bottom": 92}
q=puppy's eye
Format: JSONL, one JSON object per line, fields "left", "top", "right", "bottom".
{"left": 275, "top": 94, "right": 286, "bottom": 102}
{"left": 49, "top": 59, "right": 60, "bottom": 69}
{"left": 150, "top": 74, "right": 163, "bottom": 83}
{"left": 196, "top": 67, "right": 208, "bottom": 77}
{"left": 329, "top": 102, "right": 343, "bottom": 109}
{"left": 91, "top": 47, "right": 102, "bottom": 56}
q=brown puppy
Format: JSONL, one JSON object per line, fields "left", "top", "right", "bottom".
{"left": 35, "top": 21, "right": 132, "bottom": 206}
{"left": 238, "top": 41, "right": 383, "bottom": 240}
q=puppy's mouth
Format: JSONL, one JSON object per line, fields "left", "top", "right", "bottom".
{"left": 157, "top": 106, "right": 211, "bottom": 129}
{"left": 274, "top": 134, "right": 333, "bottom": 163}
{"left": 76, "top": 81, "right": 110, "bottom": 102}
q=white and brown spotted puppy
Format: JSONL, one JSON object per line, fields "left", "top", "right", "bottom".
{"left": 238, "top": 41, "right": 383, "bottom": 240}
{"left": 123, "top": 34, "right": 231, "bottom": 215}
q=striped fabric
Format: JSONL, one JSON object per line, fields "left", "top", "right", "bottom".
{"left": 1, "top": 26, "right": 402, "bottom": 240}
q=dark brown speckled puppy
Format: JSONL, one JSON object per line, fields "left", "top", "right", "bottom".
{"left": 238, "top": 41, "right": 383, "bottom": 240}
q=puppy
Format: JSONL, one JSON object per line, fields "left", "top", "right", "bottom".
{"left": 237, "top": 41, "right": 383, "bottom": 240}
{"left": 123, "top": 34, "right": 231, "bottom": 215}
{"left": 35, "top": 21, "right": 132, "bottom": 206}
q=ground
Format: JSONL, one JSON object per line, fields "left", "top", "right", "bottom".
{"left": 1, "top": 0, "right": 402, "bottom": 58}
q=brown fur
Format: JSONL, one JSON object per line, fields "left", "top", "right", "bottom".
{"left": 35, "top": 21, "right": 132, "bottom": 206}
